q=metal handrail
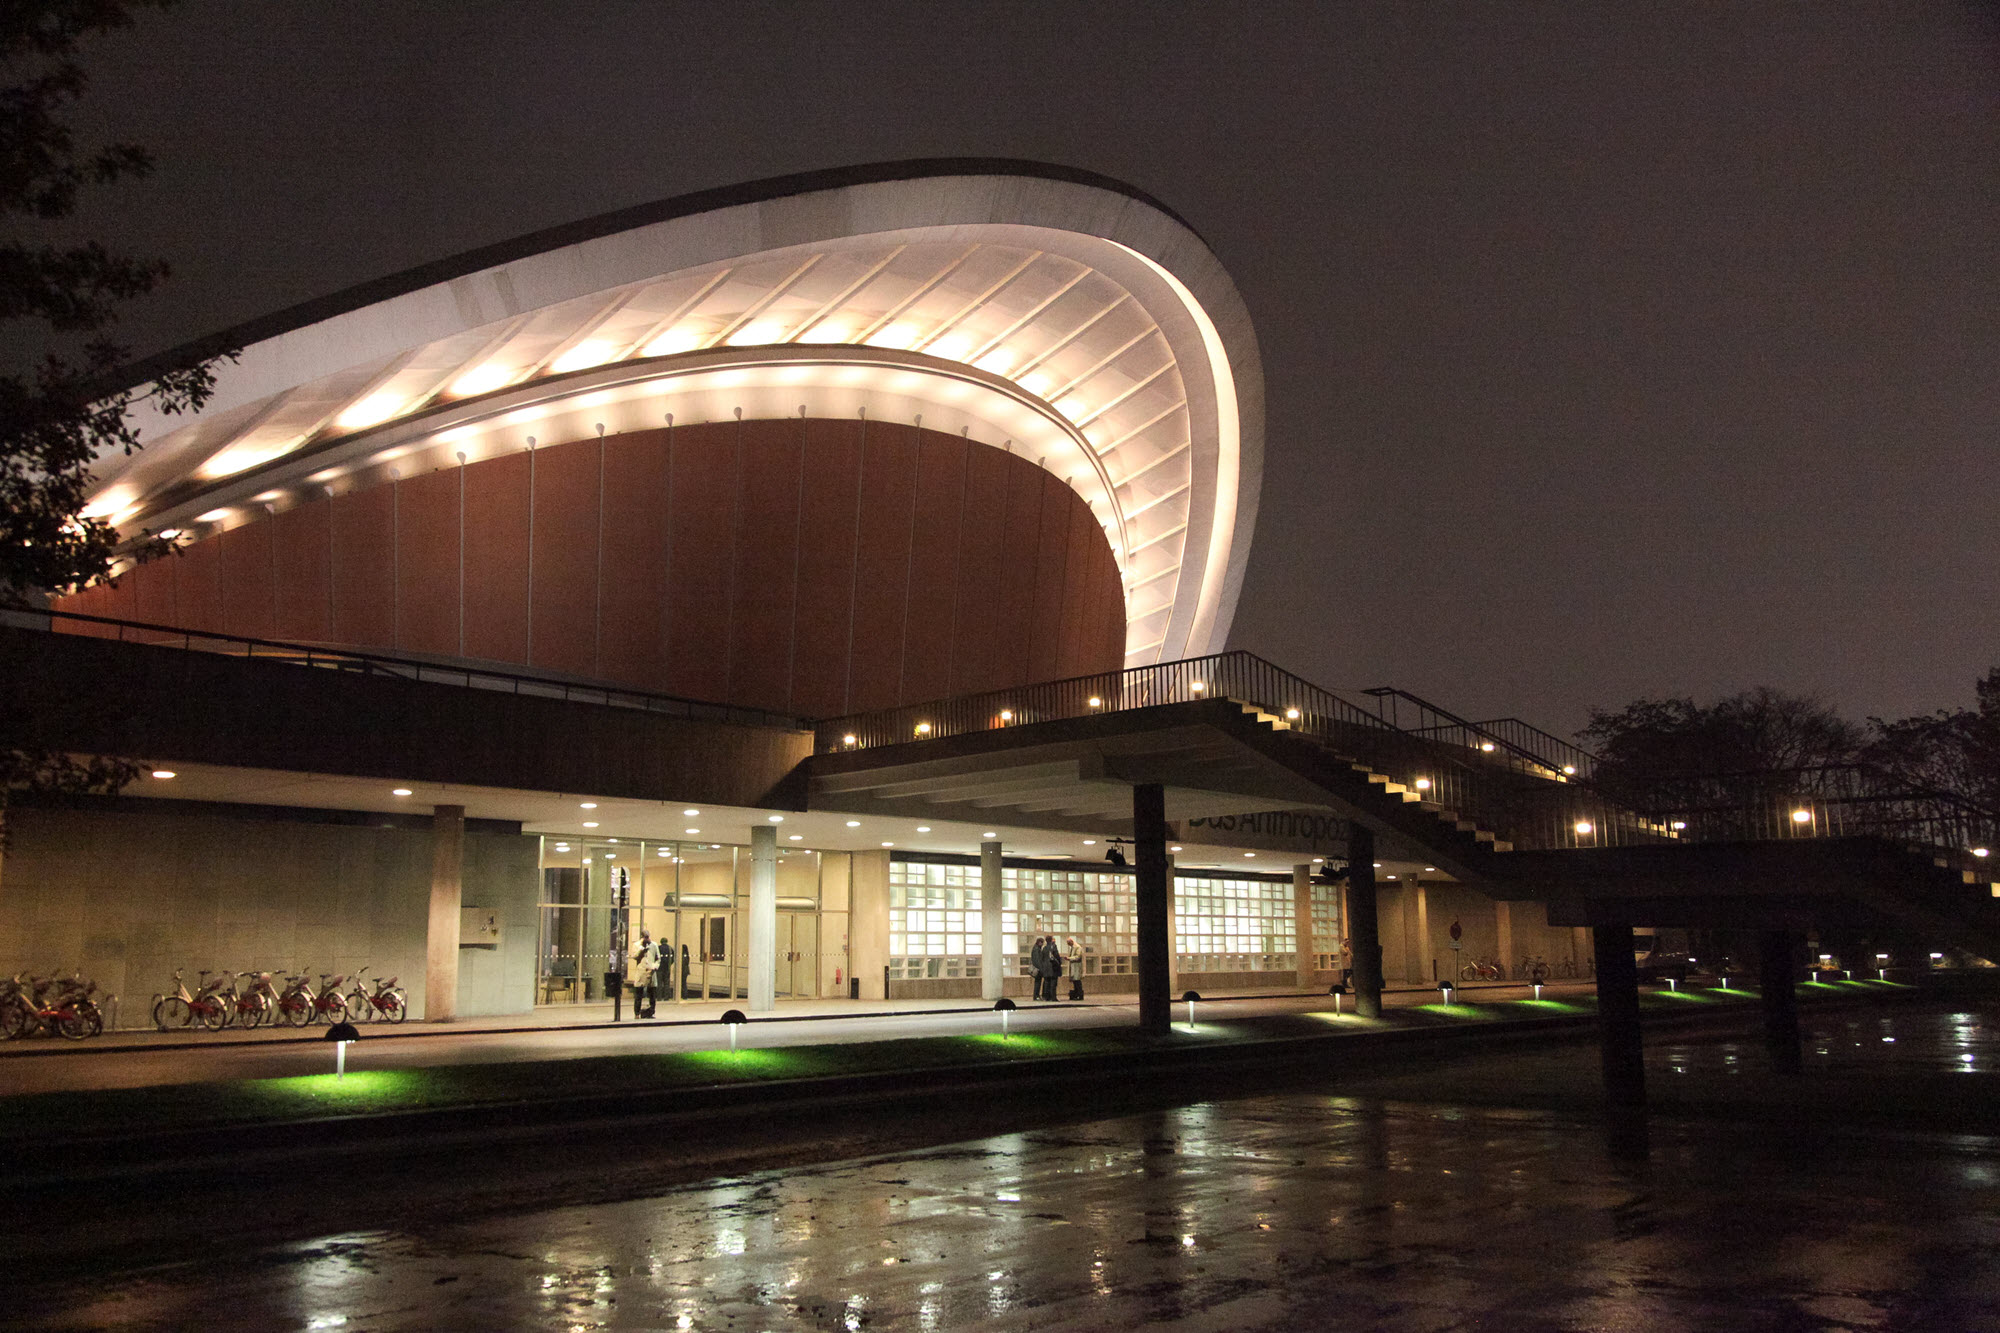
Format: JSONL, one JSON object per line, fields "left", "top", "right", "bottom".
{"left": 9, "top": 608, "right": 808, "bottom": 731}
{"left": 1355, "top": 686, "right": 1598, "bottom": 782}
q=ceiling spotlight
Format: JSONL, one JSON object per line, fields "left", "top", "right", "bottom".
{"left": 768, "top": 814, "right": 784, "bottom": 823}
{"left": 846, "top": 820, "right": 861, "bottom": 828}
{"left": 582, "top": 821, "right": 599, "bottom": 828}
{"left": 983, "top": 832, "right": 998, "bottom": 839}
{"left": 392, "top": 788, "right": 412, "bottom": 797}
{"left": 685, "top": 828, "right": 700, "bottom": 835}
{"left": 917, "top": 826, "right": 931, "bottom": 833}
{"left": 1083, "top": 840, "right": 1097, "bottom": 846}
{"left": 881, "top": 841, "right": 895, "bottom": 848}
{"left": 580, "top": 802, "right": 597, "bottom": 809}
{"left": 789, "top": 834, "right": 803, "bottom": 841}
{"left": 150, "top": 769, "right": 176, "bottom": 780}
{"left": 683, "top": 808, "right": 699, "bottom": 816}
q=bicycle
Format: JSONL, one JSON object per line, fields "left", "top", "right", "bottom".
{"left": 153, "top": 969, "right": 231, "bottom": 1032}
{"left": 310, "top": 973, "right": 350, "bottom": 1025}
{"left": 1457, "top": 957, "right": 1503, "bottom": 982}
{"left": 275, "top": 973, "right": 318, "bottom": 1027}
{"left": 234, "top": 971, "right": 282, "bottom": 1028}
{"left": 343, "top": 970, "right": 408, "bottom": 1024}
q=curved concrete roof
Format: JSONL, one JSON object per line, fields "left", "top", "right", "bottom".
{"left": 90, "top": 161, "right": 1263, "bottom": 664}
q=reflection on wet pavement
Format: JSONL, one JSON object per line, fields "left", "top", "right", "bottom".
{"left": 21, "top": 1049, "right": 2000, "bottom": 1330}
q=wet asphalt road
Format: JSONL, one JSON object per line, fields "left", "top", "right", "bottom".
{"left": 13, "top": 1007, "right": 2000, "bottom": 1332}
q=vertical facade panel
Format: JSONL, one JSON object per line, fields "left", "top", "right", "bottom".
{"left": 129, "top": 554, "right": 177, "bottom": 638}
{"left": 846, "top": 422, "right": 918, "bottom": 713}
{"left": 664, "top": 423, "right": 738, "bottom": 703}
{"left": 395, "top": 467, "right": 461, "bottom": 658}
{"left": 463, "top": 449, "right": 529, "bottom": 667}
{"left": 790, "top": 418, "right": 864, "bottom": 717}
{"left": 273, "top": 499, "right": 332, "bottom": 643}
{"left": 726, "top": 418, "right": 803, "bottom": 713}
{"left": 1056, "top": 501, "right": 1102, "bottom": 678}
{"left": 597, "top": 427, "right": 672, "bottom": 691}
{"left": 174, "top": 530, "right": 224, "bottom": 636}
{"left": 218, "top": 519, "right": 277, "bottom": 641}
{"left": 1026, "top": 473, "right": 1074, "bottom": 683}
{"left": 330, "top": 485, "right": 395, "bottom": 651}
{"left": 898, "top": 430, "right": 967, "bottom": 706}
{"left": 948, "top": 442, "right": 1012, "bottom": 696}
{"left": 526, "top": 438, "right": 601, "bottom": 678}
{"left": 993, "top": 457, "right": 1047, "bottom": 690}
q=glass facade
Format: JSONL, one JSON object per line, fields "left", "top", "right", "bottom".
{"left": 535, "top": 838, "right": 851, "bottom": 1004}
{"left": 888, "top": 858, "right": 1342, "bottom": 981}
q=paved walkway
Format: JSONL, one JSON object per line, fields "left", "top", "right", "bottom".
{"left": 0, "top": 980, "right": 1601, "bottom": 1095}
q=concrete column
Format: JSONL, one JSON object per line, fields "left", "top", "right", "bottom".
{"left": 1347, "top": 825, "right": 1384, "bottom": 1018}
{"left": 1413, "top": 878, "right": 1432, "bottom": 984}
{"left": 1495, "top": 900, "right": 1516, "bottom": 979}
{"left": 1759, "top": 929, "right": 1803, "bottom": 1074}
{"left": 850, "top": 849, "right": 891, "bottom": 999}
{"left": 1592, "top": 923, "right": 1645, "bottom": 1109}
{"left": 980, "top": 839, "right": 1004, "bottom": 1000}
{"left": 1165, "top": 854, "right": 1179, "bottom": 994}
{"left": 425, "top": 804, "right": 465, "bottom": 1022}
{"left": 748, "top": 823, "right": 777, "bottom": 1012}
{"left": 1293, "top": 863, "right": 1316, "bottom": 989}
{"left": 1134, "top": 782, "right": 1171, "bottom": 1034}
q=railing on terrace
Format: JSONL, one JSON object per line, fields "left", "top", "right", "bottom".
{"left": 815, "top": 650, "right": 1643, "bottom": 852}
{"left": 1352, "top": 686, "right": 1599, "bottom": 783}
{"left": 5, "top": 609, "right": 807, "bottom": 731}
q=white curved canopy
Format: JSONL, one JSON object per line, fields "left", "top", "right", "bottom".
{"left": 91, "top": 166, "right": 1264, "bottom": 664}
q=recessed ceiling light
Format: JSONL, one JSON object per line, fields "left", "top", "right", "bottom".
{"left": 916, "top": 826, "right": 931, "bottom": 833}
{"left": 982, "top": 832, "right": 997, "bottom": 838}
{"left": 582, "top": 821, "right": 598, "bottom": 828}
{"left": 881, "top": 841, "right": 895, "bottom": 848}
{"left": 1170, "top": 845, "right": 1182, "bottom": 852}
{"left": 846, "top": 820, "right": 861, "bottom": 828}
{"left": 788, "top": 834, "right": 803, "bottom": 841}
{"left": 685, "top": 828, "right": 700, "bottom": 835}
{"left": 150, "top": 769, "right": 175, "bottom": 780}
{"left": 683, "top": 808, "right": 699, "bottom": 816}
{"left": 580, "top": 802, "right": 597, "bottom": 809}
{"left": 768, "top": 814, "right": 784, "bottom": 823}
{"left": 1244, "top": 852, "right": 1256, "bottom": 858}
{"left": 392, "top": 788, "right": 412, "bottom": 797}
{"left": 1083, "top": 840, "right": 1097, "bottom": 846}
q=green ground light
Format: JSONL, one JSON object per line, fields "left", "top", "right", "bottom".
{"left": 1649, "top": 989, "right": 1716, "bottom": 1003}
{"left": 675, "top": 1047, "right": 810, "bottom": 1075}
{"left": 1512, "top": 998, "right": 1591, "bottom": 1014}
{"left": 1415, "top": 1003, "right": 1500, "bottom": 1020}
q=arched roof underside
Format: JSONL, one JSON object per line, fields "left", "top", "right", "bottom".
{"left": 88, "top": 162, "right": 1263, "bottom": 665}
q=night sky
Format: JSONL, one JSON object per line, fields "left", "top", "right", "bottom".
{"left": 47, "top": 1, "right": 2000, "bottom": 738}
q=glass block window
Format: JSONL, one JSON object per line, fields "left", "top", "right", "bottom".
{"left": 1174, "top": 874, "right": 1298, "bottom": 973}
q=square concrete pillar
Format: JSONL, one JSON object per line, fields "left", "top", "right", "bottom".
{"left": 1294, "top": 863, "right": 1316, "bottom": 989}
{"left": 748, "top": 824, "right": 777, "bottom": 1011}
{"left": 981, "top": 840, "right": 1005, "bottom": 1000}
{"left": 1134, "top": 782, "right": 1171, "bottom": 1034}
{"left": 426, "top": 804, "right": 465, "bottom": 1022}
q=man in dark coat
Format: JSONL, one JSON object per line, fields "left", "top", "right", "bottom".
{"left": 1029, "top": 936, "right": 1049, "bottom": 1000}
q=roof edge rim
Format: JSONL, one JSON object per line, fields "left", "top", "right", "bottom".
{"left": 104, "top": 159, "right": 1201, "bottom": 397}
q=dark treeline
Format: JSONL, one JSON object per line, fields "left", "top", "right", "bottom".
{"left": 1578, "top": 670, "right": 2000, "bottom": 816}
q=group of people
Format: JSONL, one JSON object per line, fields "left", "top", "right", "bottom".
{"left": 628, "top": 930, "right": 695, "bottom": 1017}
{"left": 1029, "top": 934, "right": 1082, "bottom": 1001}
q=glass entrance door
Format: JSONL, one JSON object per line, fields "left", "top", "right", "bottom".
{"left": 778, "top": 913, "right": 818, "bottom": 999}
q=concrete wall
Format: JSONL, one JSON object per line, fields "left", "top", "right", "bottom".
{"left": 0, "top": 803, "right": 538, "bottom": 1025}
{"left": 1375, "top": 880, "right": 1592, "bottom": 984}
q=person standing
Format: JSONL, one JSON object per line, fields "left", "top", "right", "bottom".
{"left": 1029, "top": 935, "right": 1050, "bottom": 1001}
{"left": 631, "top": 930, "right": 660, "bottom": 1018}
{"left": 1064, "top": 936, "right": 1083, "bottom": 1000}
{"left": 1039, "top": 936, "right": 1062, "bottom": 1002}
